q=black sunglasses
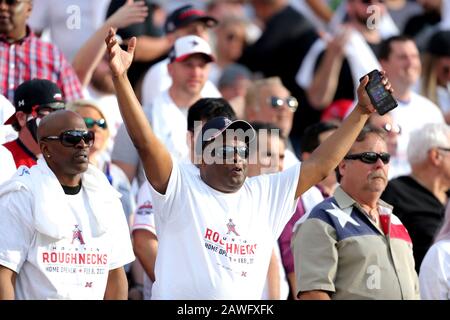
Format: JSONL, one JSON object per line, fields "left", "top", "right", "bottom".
{"left": 213, "top": 145, "right": 249, "bottom": 159}
{"left": 344, "top": 152, "right": 390, "bottom": 164}
{"left": 41, "top": 130, "right": 95, "bottom": 148}
{"left": 361, "top": 0, "right": 384, "bottom": 4}
{"left": 84, "top": 117, "right": 107, "bottom": 129}
{"left": 268, "top": 96, "right": 299, "bottom": 112}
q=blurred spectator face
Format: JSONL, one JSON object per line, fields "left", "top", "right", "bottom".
{"left": 168, "top": 54, "right": 210, "bottom": 96}
{"left": 417, "top": 0, "right": 442, "bottom": 12}
{"left": 73, "top": 105, "right": 109, "bottom": 156}
{"left": 256, "top": 83, "right": 297, "bottom": 138}
{"left": 381, "top": 39, "right": 422, "bottom": 87}
{"left": 247, "top": 132, "right": 285, "bottom": 177}
{"left": 347, "top": 0, "right": 386, "bottom": 26}
{"left": 207, "top": 0, "right": 246, "bottom": 20}
{"left": 339, "top": 132, "right": 389, "bottom": 194}
{"left": 0, "top": 0, "right": 31, "bottom": 39}
{"left": 216, "top": 20, "right": 247, "bottom": 63}
{"left": 435, "top": 56, "right": 450, "bottom": 87}
{"left": 369, "top": 113, "right": 400, "bottom": 156}
{"left": 175, "top": 21, "right": 211, "bottom": 41}
{"left": 220, "top": 77, "right": 250, "bottom": 101}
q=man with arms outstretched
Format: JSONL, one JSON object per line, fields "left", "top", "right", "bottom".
{"left": 105, "top": 28, "right": 391, "bottom": 299}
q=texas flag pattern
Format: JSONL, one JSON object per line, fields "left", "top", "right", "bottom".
{"left": 305, "top": 198, "right": 412, "bottom": 244}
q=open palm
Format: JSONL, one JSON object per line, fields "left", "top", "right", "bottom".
{"left": 105, "top": 28, "right": 136, "bottom": 77}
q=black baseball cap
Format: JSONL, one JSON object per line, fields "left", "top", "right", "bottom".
{"left": 200, "top": 116, "right": 256, "bottom": 146}
{"left": 164, "top": 5, "right": 218, "bottom": 34}
{"left": 5, "top": 79, "right": 65, "bottom": 125}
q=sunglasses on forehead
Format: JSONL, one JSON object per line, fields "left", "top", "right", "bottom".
{"left": 41, "top": 130, "right": 95, "bottom": 148}
{"left": 84, "top": 117, "right": 107, "bottom": 129}
{"left": 344, "top": 152, "right": 390, "bottom": 164}
{"left": 212, "top": 145, "right": 249, "bottom": 159}
{"left": 268, "top": 96, "right": 299, "bottom": 112}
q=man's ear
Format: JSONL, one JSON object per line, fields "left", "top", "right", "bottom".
{"left": 429, "top": 148, "right": 441, "bottom": 166}
{"left": 15, "top": 111, "right": 28, "bottom": 128}
{"left": 40, "top": 142, "right": 49, "bottom": 158}
{"left": 167, "top": 63, "right": 174, "bottom": 78}
{"left": 338, "top": 160, "right": 346, "bottom": 177}
{"left": 25, "top": 0, "right": 33, "bottom": 19}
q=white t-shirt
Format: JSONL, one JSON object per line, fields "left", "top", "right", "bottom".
{"left": 140, "top": 58, "right": 221, "bottom": 106}
{"left": 391, "top": 93, "right": 444, "bottom": 177}
{"left": 0, "top": 145, "right": 16, "bottom": 184}
{"left": 131, "top": 182, "right": 156, "bottom": 300}
{"left": 419, "top": 239, "right": 450, "bottom": 300}
{"left": 0, "top": 186, "right": 134, "bottom": 299}
{"left": 149, "top": 160, "right": 301, "bottom": 299}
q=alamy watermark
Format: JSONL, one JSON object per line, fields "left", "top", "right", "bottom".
{"left": 366, "top": 5, "right": 382, "bottom": 30}
{"left": 66, "top": 5, "right": 81, "bottom": 30}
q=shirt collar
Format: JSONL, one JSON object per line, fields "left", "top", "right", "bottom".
{"left": 0, "top": 26, "right": 33, "bottom": 44}
{"left": 334, "top": 185, "right": 393, "bottom": 213}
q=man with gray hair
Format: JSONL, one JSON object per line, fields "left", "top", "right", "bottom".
{"left": 381, "top": 123, "right": 450, "bottom": 272}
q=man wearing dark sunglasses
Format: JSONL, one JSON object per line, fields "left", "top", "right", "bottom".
{"left": 3, "top": 79, "right": 66, "bottom": 168}
{"left": 0, "top": 110, "right": 135, "bottom": 300}
{"left": 106, "top": 27, "right": 393, "bottom": 299}
{"left": 292, "top": 126, "right": 419, "bottom": 300}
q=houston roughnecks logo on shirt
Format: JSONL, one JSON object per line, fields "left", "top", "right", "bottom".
{"left": 72, "top": 225, "right": 85, "bottom": 245}
{"left": 226, "top": 219, "right": 240, "bottom": 236}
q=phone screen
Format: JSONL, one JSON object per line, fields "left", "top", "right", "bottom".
{"left": 368, "top": 83, "right": 389, "bottom": 103}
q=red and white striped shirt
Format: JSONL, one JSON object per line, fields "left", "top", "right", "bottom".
{"left": 0, "top": 27, "right": 83, "bottom": 102}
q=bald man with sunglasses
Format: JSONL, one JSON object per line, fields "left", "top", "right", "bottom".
{"left": 0, "top": 110, "right": 134, "bottom": 300}
{"left": 292, "top": 126, "right": 419, "bottom": 300}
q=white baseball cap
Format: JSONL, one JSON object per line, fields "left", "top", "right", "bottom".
{"left": 168, "top": 35, "right": 214, "bottom": 63}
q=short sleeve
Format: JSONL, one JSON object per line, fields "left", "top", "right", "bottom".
{"left": 131, "top": 182, "right": 156, "bottom": 235}
{"left": 146, "top": 158, "right": 183, "bottom": 222}
{"left": 291, "top": 216, "right": 338, "bottom": 295}
{"left": 0, "top": 189, "right": 35, "bottom": 273}
{"left": 264, "top": 163, "right": 301, "bottom": 237}
{"left": 419, "top": 243, "right": 449, "bottom": 300}
{"left": 107, "top": 197, "right": 135, "bottom": 270}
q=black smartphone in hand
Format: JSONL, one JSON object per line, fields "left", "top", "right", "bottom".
{"left": 360, "top": 70, "right": 398, "bottom": 115}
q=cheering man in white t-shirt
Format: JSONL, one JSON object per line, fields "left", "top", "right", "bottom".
{"left": 0, "top": 110, "right": 134, "bottom": 299}
{"left": 105, "top": 28, "right": 392, "bottom": 299}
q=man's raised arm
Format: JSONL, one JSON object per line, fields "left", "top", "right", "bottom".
{"left": 296, "top": 73, "right": 392, "bottom": 198}
{"left": 105, "top": 28, "right": 172, "bottom": 194}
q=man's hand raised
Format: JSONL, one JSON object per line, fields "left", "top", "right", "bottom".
{"left": 105, "top": 28, "right": 136, "bottom": 78}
